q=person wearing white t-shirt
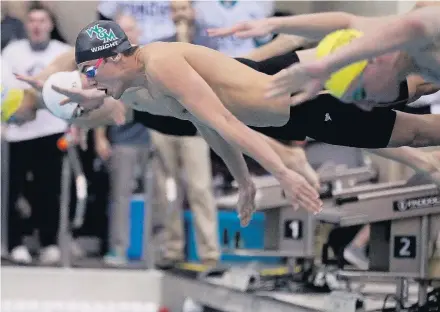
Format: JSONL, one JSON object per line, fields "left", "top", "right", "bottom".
{"left": 2, "top": 3, "right": 70, "bottom": 265}
{"left": 97, "top": 0, "right": 176, "bottom": 44}
{"left": 193, "top": 0, "right": 274, "bottom": 57}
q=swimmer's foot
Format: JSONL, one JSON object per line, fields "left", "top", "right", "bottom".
{"left": 343, "top": 244, "right": 369, "bottom": 270}
{"left": 282, "top": 146, "right": 320, "bottom": 190}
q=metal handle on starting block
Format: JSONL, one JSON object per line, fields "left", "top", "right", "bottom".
{"left": 59, "top": 154, "right": 72, "bottom": 267}
{"left": 66, "top": 146, "right": 87, "bottom": 228}
{"left": 142, "top": 147, "right": 161, "bottom": 269}
{"left": 58, "top": 132, "right": 88, "bottom": 268}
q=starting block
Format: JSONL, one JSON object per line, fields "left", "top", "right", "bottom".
{"left": 215, "top": 165, "right": 377, "bottom": 277}
{"left": 318, "top": 172, "right": 440, "bottom": 309}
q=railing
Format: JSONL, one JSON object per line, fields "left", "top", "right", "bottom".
{"left": 1, "top": 128, "right": 172, "bottom": 269}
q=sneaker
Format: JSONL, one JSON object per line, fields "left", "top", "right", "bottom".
{"left": 103, "top": 250, "right": 128, "bottom": 266}
{"left": 39, "top": 245, "right": 61, "bottom": 265}
{"left": 10, "top": 245, "right": 32, "bottom": 264}
{"left": 156, "top": 257, "right": 183, "bottom": 270}
{"left": 70, "top": 240, "right": 85, "bottom": 259}
{"left": 343, "top": 245, "right": 369, "bottom": 270}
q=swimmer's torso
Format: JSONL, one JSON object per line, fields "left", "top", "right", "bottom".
{"left": 130, "top": 43, "right": 291, "bottom": 127}
{"left": 121, "top": 87, "right": 173, "bottom": 116}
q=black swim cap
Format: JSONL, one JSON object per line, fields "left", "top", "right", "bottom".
{"left": 75, "top": 20, "right": 132, "bottom": 64}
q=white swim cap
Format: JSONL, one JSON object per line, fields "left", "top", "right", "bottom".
{"left": 42, "top": 71, "right": 82, "bottom": 120}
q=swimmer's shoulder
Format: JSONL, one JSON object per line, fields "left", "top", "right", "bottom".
{"left": 142, "top": 41, "right": 193, "bottom": 55}
{"left": 141, "top": 42, "right": 189, "bottom": 67}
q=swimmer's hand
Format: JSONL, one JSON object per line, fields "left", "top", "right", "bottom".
{"left": 70, "top": 125, "right": 89, "bottom": 151}
{"left": 266, "top": 62, "right": 329, "bottom": 106}
{"left": 52, "top": 85, "right": 106, "bottom": 110}
{"left": 237, "top": 182, "right": 257, "bottom": 227}
{"left": 207, "top": 19, "right": 275, "bottom": 38}
{"left": 14, "top": 73, "right": 44, "bottom": 92}
{"left": 278, "top": 169, "right": 323, "bottom": 214}
{"left": 95, "top": 136, "right": 111, "bottom": 161}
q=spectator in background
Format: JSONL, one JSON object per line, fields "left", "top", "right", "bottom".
{"left": 97, "top": 0, "right": 175, "bottom": 45}
{"left": 1, "top": 1, "right": 27, "bottom": 50}
{"left": 151, "top": 0, "right": 220, "bottom": 268}
{"left": 2, "top": 2, "right": 70, "bottom": 265}
{"left": 194, "top": 0, "right": 274, "bottom": 57}
{"left": 93, "top": 14, "right": 152, "bottom": 266}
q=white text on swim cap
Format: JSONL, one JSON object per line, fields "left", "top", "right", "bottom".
{"left": 86, "top": 24, "right": 118, "bottom": 43}
{"left": 91, "top": 41, "right": 118, "bottom": 53}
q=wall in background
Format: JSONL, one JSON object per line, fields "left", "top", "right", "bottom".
{"left": 3, "top": 1, "right": 417, "bottom": 46}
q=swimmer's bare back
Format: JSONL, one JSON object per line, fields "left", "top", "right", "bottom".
{"left": 140, "top": 42, "right": 292, "bottom": 127}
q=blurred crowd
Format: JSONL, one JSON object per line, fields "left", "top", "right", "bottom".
{"left": 1, "top": 0, "right": 298, "bottom": 268}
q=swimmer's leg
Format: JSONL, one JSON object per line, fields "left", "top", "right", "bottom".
{"left": 261, "top": 135, "right": 320, "bottom": 189}
{"left": 387, "top": 111, "right": 440, "bottom": 148}
{"left": 343, "top": 224, "right": 370, "bottom": 270}
{"left": 369, "top": 147, "right": 440, "bottom": 186}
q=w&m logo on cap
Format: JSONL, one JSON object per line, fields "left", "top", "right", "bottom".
{"left": 86, "top": 24, "right": 118, "bottom": 43}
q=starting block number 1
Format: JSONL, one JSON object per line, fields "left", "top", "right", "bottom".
{"left": 284, "top": 220, "right": 303, "bottom": 240}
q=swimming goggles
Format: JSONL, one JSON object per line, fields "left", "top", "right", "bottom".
{"left": 85, "top": 58, "right": 103, "bottom": 78}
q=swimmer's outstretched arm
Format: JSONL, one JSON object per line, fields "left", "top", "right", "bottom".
{"left": 210, "top": 1, "right": 437, "bottom": 42}
{"left": 150, "top": 57, "right": 288, "bottom": 177}
{"left": 317, "top": 6, "right": 440, "bottom": 76}
{"left": 11, "top": 49, "right": 77, "bottom": 122}
{"left": 194, "top": 122, "right": 252, "bottom": 187}
{"left": 194, "top": 122, "right": 256, "bottom": 226}
{"left": 72, "top": 97, "right": 130, "bottom": 128}
{"left": 35, "top": 48, "right": 76, "bottom": 81}
{"left": 261, "top": 12, "right": 361, "bottom": 40}
{"left": 208, "top": 12, "right": 357, "bottom": 40}
{"left": 149, "top": 55, "right": 322, "bottom": 213}
{"left": 414, "top": 1, "right": 440, "bottom": 8}
{"left": 244, "top": 34, "right": 315, "bottom": 61}
{"left": 208, "top": 11, "right": 400, "bottom": 41}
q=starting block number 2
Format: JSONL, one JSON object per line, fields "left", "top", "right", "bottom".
{"left": 284, "top": 220, "right": 303, "bottom": 240}
{"left": 393, "top": 235, "right": 416, "bottom": 259}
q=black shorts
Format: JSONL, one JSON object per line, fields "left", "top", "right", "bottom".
{"left": 253, "top": 96, "right": 396, "bottom": 148}
{"left": 133, "top": 111, "right": 198, "bottom": 136}
{"left": 134, "top": 51, "right": 400, "bottom": 148}
{"left": 239, "top": 53, "right": 398, "bottom": 148}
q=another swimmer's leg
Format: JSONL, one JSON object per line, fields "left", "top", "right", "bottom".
{"left": 343, "top": 225, "right": 370, "bottom": 270}
{"left": 369, "top": 147, "right": 440, "bottom": 187}
{"left": 387, "top": 112, "right": 440, "bottom": 148}
{"left": 260, "top": 135, "right": 320, "bottom": 189}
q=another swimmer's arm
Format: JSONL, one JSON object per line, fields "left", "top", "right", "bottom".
{"left": 94, "top": 127, "right": 107, "bottom": 140}
{"left": 244, "top": 34, "right": 315, "bottom": 61}
{"left": 414, "top": 1, "right": 440, "bottom": 8}
{"left": 150, "top": 56, "right": 289, "bottom": 180}
{"left": 72, "top": 97, "right": 131, "bottom": 128}
{"left": 194, "top": 122, "right": 252, "bottom": 187}
{"left": 15, "top": 49, "right": 76, "bottom": 120}
{"left": 264, "top": 12, "right": 361, "bottom": 40}
{"left": 320, "top": 7, "right": 440, "bottom": 75}
{"left": 35, "top": 48, "right": 76, "bottom": 82}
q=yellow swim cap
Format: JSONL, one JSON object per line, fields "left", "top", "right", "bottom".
{"left": 1, "top": 86, "right": 24, "bottom": 122}
{"left": 316, "top": 29, "right": 368, "bottom": 99}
